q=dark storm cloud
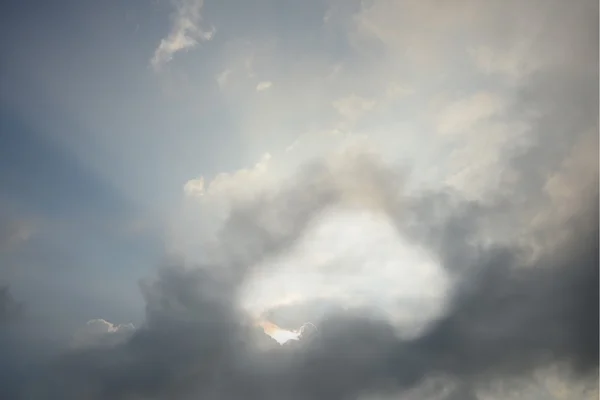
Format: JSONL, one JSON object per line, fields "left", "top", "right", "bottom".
{"left": 278, "top": 197, "right": 598, "bottom": 400}
{"left": 4, "top": 154, "right": 595, "bottom": 400}
{"left": 400, "top": 207, "right": 598, "bottom": 378}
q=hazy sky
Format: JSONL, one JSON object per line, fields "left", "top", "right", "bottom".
{"left": 0, "top": 0, "right": 598, "bottom": 399}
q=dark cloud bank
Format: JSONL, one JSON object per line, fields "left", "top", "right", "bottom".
{"left": 0, "top": 154, "right": 597, "bottom": 400}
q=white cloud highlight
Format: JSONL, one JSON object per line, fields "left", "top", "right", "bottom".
{"left": 183, "top": 176, "right": 205, "bottom": 197}
{"left": 71, "top": 319, "right": 135, "bottom": 349}
{"left": 183, "top": 153, "right": 273, "bottom": 202}
{"left": 241, "top": 207, "right": 451, "bottom": 339}
{"left": 256, "top": 81, "right": 273, "bottom": 92}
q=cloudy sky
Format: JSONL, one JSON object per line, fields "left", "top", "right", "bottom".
{"left": 0, "top": 0, "right": 598, "bottom": 399}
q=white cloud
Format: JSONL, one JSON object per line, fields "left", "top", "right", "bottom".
{"left": 183, "top": 176, "right": 205, "bottom": 197}
{"left": 256, "top": 81, "right": 273, "bottom": 92}
{"left": 435, "top": 92, "right": 508, "bottom": 135}
{"left": 71, "top": 319, "right": 135, "bottom": 349}
{"left": 173, "top": 153, "right": 277, "bottom": 261}
{"left": 151, "top": 0, "right": 214, "bottom": 70}
{"left": 183, "top": 153, "right": 273, "bottom": 203}
{"left": 240, "top": 207, "right": 451, "bottom": 339}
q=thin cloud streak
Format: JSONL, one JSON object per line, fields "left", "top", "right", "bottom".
{"left": 150, "top": 0, "right": 214, "bottom": 71}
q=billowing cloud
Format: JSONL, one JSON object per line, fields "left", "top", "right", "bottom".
{"left": 151, "top": 0, "right": 214, "bottom": 70}
{"left": 183, "top": 153, "right": 273, "bottom": 202}
{"left": 1, "top": 0, "right": 597, "bottom": 399}
{"left": 109, "top": 0, "right": 600, "bottom": 396}
{"left": 183, "top": 176, "right": 205, "bottom": 197}
{"left": 4, "top": 151, "right": 597, "bottom": 399}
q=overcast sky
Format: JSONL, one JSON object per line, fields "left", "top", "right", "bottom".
{"left": 0, "top": 0, "right": 598, "bottom": 399}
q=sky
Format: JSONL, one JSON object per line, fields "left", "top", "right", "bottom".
{"left": 0, "top": 0, "right": 598, "bottom": 399}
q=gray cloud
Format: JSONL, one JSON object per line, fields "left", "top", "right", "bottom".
{"left": 1, "top": 0, "right": 597, "bottom": 398}
{"left": 2, "top": 151, "right": 596, "bottom": 399}
{"left": 70, "top": 319, "right": 135, "bottom": 350}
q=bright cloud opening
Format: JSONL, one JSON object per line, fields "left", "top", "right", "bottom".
{"left": 257, "top": 320, "right": 301, "bottom": 345}
{"left": 240, "top": 206, "right": 451, "bottom": 340}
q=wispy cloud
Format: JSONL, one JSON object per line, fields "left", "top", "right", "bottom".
{"left": 256, "top": 81, "right": 273, "bottom": 92}
{"left": 332, "top": 94, "right": 376, "bottom": 125}
{"left": 0, "top": 217, "right": 34, "bottom": 253}
{"left": 151, "top": 0, "right": 214, "bottom": 71}
{"left": 435, "top": 92, "right": 508, "bottom": 135}
{"left": 216, "top": 69, "right": 232, "bottom": 88}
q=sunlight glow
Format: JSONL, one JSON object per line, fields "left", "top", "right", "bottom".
{"left": 257, "top": 320, "right": 317, "bottom": 345}
{"left": 258, "top": 320, "right": 301, "bottom": 345}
